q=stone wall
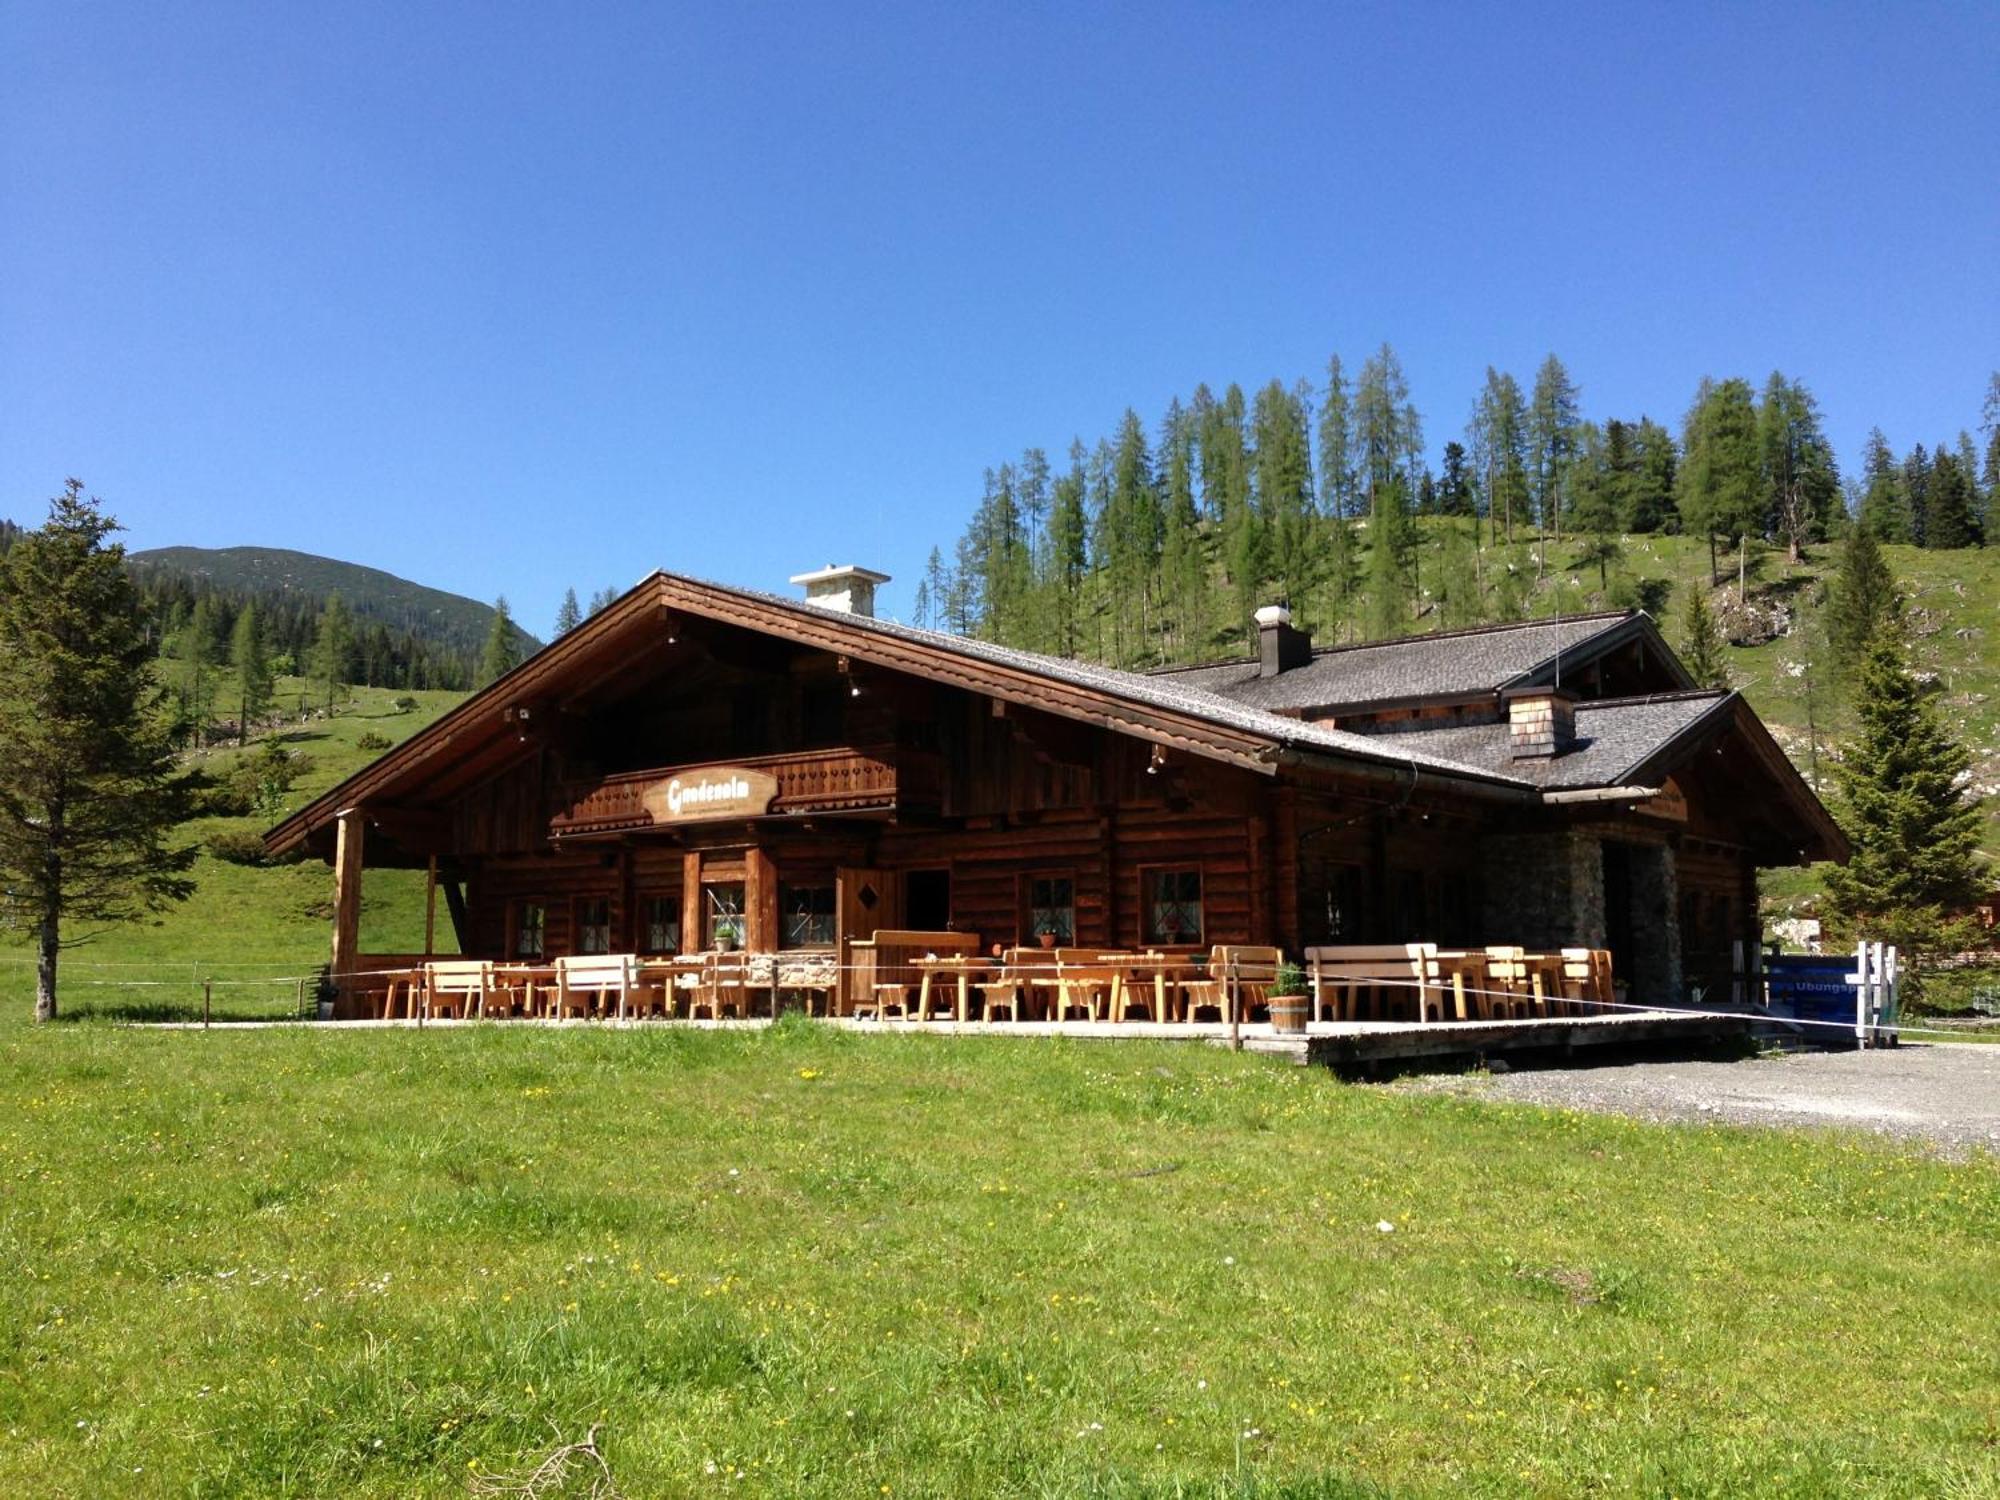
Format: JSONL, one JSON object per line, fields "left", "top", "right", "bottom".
{"left": 1623, "top": 842, "right": 1683, "bottom": 1007}
{"left": 1479, "top": 831, "right": 1607, "bottom": 951}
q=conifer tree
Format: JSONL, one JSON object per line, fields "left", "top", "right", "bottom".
{"left": 1902, "top": 444, "right": 1932, "bottom": 546}
{"left": 1437, "top": 441, "right": 1474, "bottom": 516}
{"left": 1626, "top": 419, "right": 1676, "bottom": 533}
{"left": 1923, "top": 449, "right": 1980, "bottom": 549}
{"left": 0, "top": 481, "right": 198, "bottom": 1021}
{"left": 1527, "top": 353, "right": 1581, "bottom": 540}
{"left": 1758, "top": 372, "right": 1841, "bottom": 561}
{"left": 1824, "top": 521, "right": 1898, "bottom": 688}
{"left": 478, "top": 597, "right": 521, "bottom": 687}
{"left": 311, "top": 591, "right": 353, "bottom": 716}
{"left": 1363, "top": 474, "right": 1415, "bottom": 640}
{"left": 1252, "top": 379, "right": 1314, "bottom": 613}
{"left": 1315, "top": 355, "right": 1358, "bottom": 520}
{"left": 1677, "top": 377, "right": 1762, "bottom": 580}
{"left": 587, "top": 587, "right": 617, "bottom": 617}
{"left": 554, "top": 587, "right": 582, "bottom": 636}
{"left": 1857, "top": 429, "right": 1910, "bottom": 542}
{"left": 1822, "top": 631, "right": 1986, "bottom": 960}
{"left": 1469, "top": 368, "right": 1529, "bottom": 544}
{"left": 230, "top": 600, "right": 274, "bottom": 746}
{"left": 1679, "top": 584, "right": 1729, "bottom": 689}
{"left": 1046, "top": 447, "right": 1088, "bottom": 655}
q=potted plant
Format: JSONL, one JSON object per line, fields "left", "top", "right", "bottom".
{"left": 1267, "top": 960, "right": 1310, "bottom": 1034}
{"left": 1036, "top": 922, "right": 1059, "bottom": 950}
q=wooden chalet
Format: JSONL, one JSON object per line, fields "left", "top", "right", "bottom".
{"left": 265, "top": 567, "right": 1845, "bottom": 1020}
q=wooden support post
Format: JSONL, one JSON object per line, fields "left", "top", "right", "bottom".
{"left": 423, "top": 855, "right": 438, "bottom": 959}
{"left": 682, "top": 849, "right": 703, "bottom": 953}
{"left": 331, "top": 809, "right": 365, "bottom": 1018}
{"left": 203, "top": 979, "right": 212, "bottom": 1029}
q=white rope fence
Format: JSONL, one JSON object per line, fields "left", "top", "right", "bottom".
{"left": 7, "top": 952, "right": 1987, "bottom": 1044}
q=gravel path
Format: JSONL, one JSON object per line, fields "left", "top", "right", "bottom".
{"left": 1393, "top": 1042, "right": 2000, "bottom": 1159}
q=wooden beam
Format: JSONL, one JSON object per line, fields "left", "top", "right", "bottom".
{"left": 331, "top": 810, "right": 365, "bottom": 1012}
{"left": 745, "top": 845, "right": 779, "bottom": 953}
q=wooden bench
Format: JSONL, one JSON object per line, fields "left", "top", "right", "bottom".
{"left": 1482, "top": 947, "right": 1546, "bottom": 1019}
{"left": 553, "top": 954, "right": 667, "bottom": 1022}
{"left": 1305, "top": 944, "right": 1447, "bottom": 1023}
{"left": 1180, "top": 945, "right": 1282, "bottom": 1025}
{"left": 849, "top": 930, "right": 981, "bottom": 1020}
{"left": 422, "top": 959, "right": 495, "bottom": 1020}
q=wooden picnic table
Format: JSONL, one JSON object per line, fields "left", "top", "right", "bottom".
{"left": 912, "top": 954, "right": 995, "bottom": 1022}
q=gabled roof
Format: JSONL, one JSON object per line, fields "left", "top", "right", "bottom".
{"left": 1153, "top": 611, "right": 1689, "bottom": 714}
{"left": 263, "top": 573, "right": 1840, "bottom": 866}
{"left": 265, "top": 572, "right": 1544, "bottom": 856}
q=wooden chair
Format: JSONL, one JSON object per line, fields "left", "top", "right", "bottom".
{"left": 690, "top": 951, "right": 751, "bottom": 1019}
{"left": 1436, "top": 950, "right": 1491, "bottom": 1021}
{"left": 554, "top": 954, "right": 665, "bottom": 1022}
{"left": 1303, "top": 944, "right": 1447, "bottom": 1023}
{"left": 1179, "top": 945, "right": 1282, "bottom": 1025}
{"left": 974, "top": 948, "right": 1036, "bottom": 1021}
{"left": 1050, "top": 949, "right": 1119, "bottom": 1022}
{"left": 1558, "top": 948, "right": 1615, "bottom": 1016}
{"left": 1482, "top": 948, "right": 1547, "bottom": 1019}
{"left": 422, "top": 960, "right": 495, "bottom": 1020}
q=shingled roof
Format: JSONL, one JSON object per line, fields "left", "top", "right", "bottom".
{"left": 1153, "top": 611, "right": 1676, "bottom": 713}
{"left": 1375, "top": 691, "right": 1736, "bottom": 790}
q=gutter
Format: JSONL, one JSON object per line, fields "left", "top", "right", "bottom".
{"left": 1541, "top": 785, "right": 1661, "bottom": 805}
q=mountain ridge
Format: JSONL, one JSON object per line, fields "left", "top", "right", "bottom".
{"left": 127, "top": 543, "right": 541, "bottom": 659}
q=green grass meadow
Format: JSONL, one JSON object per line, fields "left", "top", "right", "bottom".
{"left": 1, "top": 1023, "right": 1995, "bottom": 1497}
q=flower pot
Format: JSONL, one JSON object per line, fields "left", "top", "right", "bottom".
{"left": 1037, "top": 932, "right": 1058, "bottom": 949}
{"left": 1267, "top": 993, "right": 1309, "bottom": 1034}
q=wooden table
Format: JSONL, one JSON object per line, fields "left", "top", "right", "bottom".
{"left": 376, "top": 968, "right": 425, "bottom": 1020}
{"left": 913, "top": 955, "right": 995, "bottom": 1022}
{"left": 1098, "top": 951, "right": 1204, "bottom": 1023}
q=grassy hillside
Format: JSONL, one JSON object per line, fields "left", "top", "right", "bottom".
{"left": 0, "top": 677, "right": 465, "bottom": 1022}
{"left": 1, "top": 1022, "right": 1993, "bottom": 1496}
{"left": 129, "top": 544, "right": 541, "bottom": 659}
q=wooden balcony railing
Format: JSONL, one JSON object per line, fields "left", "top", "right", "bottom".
{"left": 550, "top": 744, "right": 936, "bottom": 837}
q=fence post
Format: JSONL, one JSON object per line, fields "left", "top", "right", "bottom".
{"left": 203, "top": 979, "right": 212, "bottom": 1030}
{"left": 1228, "top": 957, "right": 1241, "bottom": 1051}
{"left": 295, "top": 976, "right": 307, "bottom": 1020}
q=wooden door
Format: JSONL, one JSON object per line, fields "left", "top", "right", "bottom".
{"left": 836, "top": 867, "right": 896, "bottom": 1011}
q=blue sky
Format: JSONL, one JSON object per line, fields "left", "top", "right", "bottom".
{"left": 4, "top": 2, "right": 1996, "bottom": 636}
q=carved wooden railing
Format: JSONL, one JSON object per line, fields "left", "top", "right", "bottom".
{"left": 550, "top": 745, "right": 935, "bottom": 836}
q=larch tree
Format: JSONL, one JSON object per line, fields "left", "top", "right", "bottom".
{"left": 230, "top": 600, "right": 274, "bottom": 747}
{"left": 1757, "top": 372, "right": 1841, "bottom": 562}
{"left": 553, "top": 587, "right": 582, "bottom": 637}
{"left": 1469, "top": 367, "right": 1529, "bottom": 545}
{"left": 1252, "top": 378, "right": 1315, "bottom": 614}
{"left": 1045, "top": 448, "right": 1089, "bottom": 656}
{"left": 1316, "top": 354, "right": 1358, "bottom": 520}
{"left": 0, "top": 481, "right": 198, "bottom": 1022}
{"left": 478, "top": 596, "right": 521, "bottom": 687}
{"left": 1527, "top": 353, "right": 1581, "bottom": 543}
{"left": 311, "top": 591, "right": 353, "bottom": 716}
{"left": 1822, "top": 630, "right": 1986, "bottom": 964}
{"left": 1857, "top": 428, "right": 1910, "bottom": 542}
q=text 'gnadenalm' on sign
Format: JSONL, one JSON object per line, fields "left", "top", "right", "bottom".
{"left": 641, "top": 768, "right": 779, "bottom": 825}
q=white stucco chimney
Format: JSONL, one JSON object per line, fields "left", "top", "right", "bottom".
{"left": 790, "top": 564, "right": 891, "bottom": 619}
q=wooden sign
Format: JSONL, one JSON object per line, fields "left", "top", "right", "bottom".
{"left": 642, "top": 767, "right": 779, "bottom": 825}
{"left": 1637, "top": 775, "right": 1689, "bottom": 823}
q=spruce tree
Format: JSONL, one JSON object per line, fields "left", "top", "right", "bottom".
{"left": 1923, "top": 449, "right": 1980, "bottom": 548}
{"left": 1626, "top": 418, "right": 1676, "bottom": 533}
{"left": 479, "top": 596, "right": 522, "bottom": 686}
{"left": 1822, "top": 631, "right": 1985, "bottom": 960}
{"left": 1825, "top": 521, "right": 1899, "bottom": 687}
{"left": 230, "top": 600, "right": 274, "bottom": 747}
{"left": 1315, "top": 355, "right": 1358, "bottom": 520}
{"left": 1677, "top": 377, "right": 1762, "bottom": 578}
{"left": 0, "top": 481, "right": 198, "bottom": 1021}
{"left": 554, "top": 587, "right": 582, "bottom": 636}
{"left": 1679, "top": 584, "right": 1730, "bottom": 690}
